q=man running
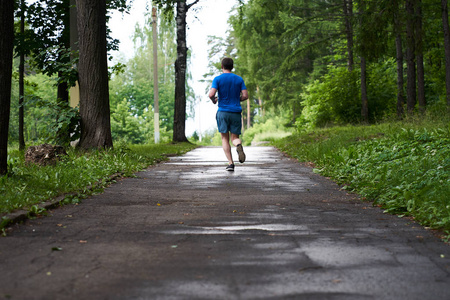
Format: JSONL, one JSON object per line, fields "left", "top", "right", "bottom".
{"left": 208, "top": 57, "right": 248, "bottom": 171}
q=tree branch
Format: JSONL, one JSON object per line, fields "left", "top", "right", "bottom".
{"left": 187, "top": 0, "right": 200, "bottom": 11}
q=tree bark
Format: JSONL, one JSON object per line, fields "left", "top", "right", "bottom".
{"left": 359, "top": 1, "right": 369, "bottom": 123}
{"left": 416, "top": 0, "right": 425, "bottom": 113}
{"left": 394, "top": 0, "right": 405, "bottom": 118}
{"left": 406, "top": 0, "right": 416, "bottom": 113}
{"left": 396, "top": 34, "right": 405, "bottom": 118}
{"left": 173, "top": 0, "right": 199, "bottom": 142}
{"left": 57, "top": 0, "right": 71, "bottom": 144}
{"left": 19, "top": 0, "right": 26, "bottom": 151}
{"left": 247, "top": 98, "right": 251, "bottom": 129}
{"left": 360, "top": 56, "right": 369, "bottom": 123}
{"left": 173, "top": 1, "right": 189, "bottom": 142}
{"left": 76, "top": 0, "right": 113, "bottom": 149}
{"left": 0, "top": 0, "right": 14, "bottom": 175}
{"left": 442, "top": 0, "right": 450, "bottom": 108}
{"left": 344, "top": 0, "right": 354, "bottom": 71}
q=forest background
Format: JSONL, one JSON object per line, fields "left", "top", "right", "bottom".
{"left": 7, "top": 0, "right": 450, "bottom": 146}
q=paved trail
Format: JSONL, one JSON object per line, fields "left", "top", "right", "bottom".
{"left": 1, "top": 146, "right": 449, "bottom": 300}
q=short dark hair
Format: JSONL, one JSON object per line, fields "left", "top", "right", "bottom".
{"left": 221, "top": 57, "right": 234, "bottom": 71}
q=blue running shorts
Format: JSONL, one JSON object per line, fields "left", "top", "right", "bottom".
{"left": 216, "top": 111, "right": 242, "bottom": 135}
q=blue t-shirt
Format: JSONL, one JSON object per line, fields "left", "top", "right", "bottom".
{"left": 211, "top": 73, "right": 247, "bottom": 113}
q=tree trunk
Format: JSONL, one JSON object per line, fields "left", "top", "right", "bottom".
{"left": 344, "top": 0, "right": 354, "bottom": 71}
{"left": 173, "top": 1, "right": 189, "bottom": 142}
{"left": 396, "top": 34, "right": 405, "bottom": 118}
{"left": 360, "top": 56, "right": 369, "bottom": 123}
{"left": 19, "top": 0, "right": 26, "bottom": 151}
{"left": 172, "top": 0, "right": 199, "bottom": 142}
{"left": 416, "top": 0, "right": 425, "bottom": 113}
{"left": 442, "top": 0, "right": 450, "bottom": 108}
{"left": 394, "top": 0, "right": 405, "bottom": 118}
{"left": 359, "top": 1, "right": 369, "bottom": 123}
{"left": 406, "top": 0, "right": 416, "bottom": 113}
{"left": 56, "top": 76, "right": 70, "bottom": 144}
{"left": 56, "top": 0, "right": 71, "bottom": 144}
{"left": 0, "top": 0, "right": 14, "bottom": 175}
{"left": 247, "top": 97, "right": 251, "bottom": 129}
{"left": 76, "top": 0, "right": 113, "bottom": 149}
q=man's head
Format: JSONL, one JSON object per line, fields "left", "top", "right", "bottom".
{"left": 221, "top": 57, "right": 234, "bottom": 71}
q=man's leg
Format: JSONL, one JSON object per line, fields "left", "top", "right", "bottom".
{"left": 231, "top": 133, "right": 246, "bottom": 163}
{"left": 230, "top": 133, "right": 242, "bottom": 147}
{"left": 221, "top": 132, "right": 233, "bottom": 165}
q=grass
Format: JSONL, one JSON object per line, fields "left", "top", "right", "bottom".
{"left": 0, "top": 142, "right": 197, "bottom": 220}
{"left": 273, "top": 115, "right": 450, "bottom": 240}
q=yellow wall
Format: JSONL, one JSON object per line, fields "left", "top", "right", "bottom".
{"left": 69, "top": 81, "right": 80, "bottom": 108}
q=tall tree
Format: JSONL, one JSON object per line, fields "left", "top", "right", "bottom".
{"left": 344, "top": 0, "right": 354, "bottom": 71}
{"left": 19, "top": 0, "right": 26, "bottom": 150}
{"left": 442, "top": 0, "right": 450, "bottom": 108}
{"left": 357, "top": 0, "right": 369, "bottom": 122}
{"left": 406, "top": 0, "right": 417, "bottom": 113}
{"left": 392, "top": 0, "right": 405, "bottom": 118}
{"left": 26, "top": 0, "right": 77, "bottom": 145}
{"left": 154, "top": 0, "right": 199, "bottom": 142}
{"left": 0, "top": 0, "right": 14, "bottom": 175}
{"left": 56, "top": 0, "right": 71, "bottom": 142}
{"left": 416, "top": 0, "right": 426, "bottom": 113}
{"left": 173, "top": 0, "right": 199, "bottom": 142}
{"left": 77, "top": 0, "right": 113, "bottom": 149}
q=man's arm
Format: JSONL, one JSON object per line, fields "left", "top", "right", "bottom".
{"left": 208, "top": 88, "right": 218, "bottom": 104}
{"left": 240, "top": 89, "right": 249, "bottom": 102}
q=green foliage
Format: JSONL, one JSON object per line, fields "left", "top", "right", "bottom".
{"left": 25, "top": 95, "right": 80, "bottom": 145}
{"left": 274, "top": 115, "right": 450, "bottom": 239}
{"left": 110, "top": 99, "right": 153, "bottom": 144}
{"left": 228, "top": 0, "right": 450, "bottom": 129}
{"left": 9, "top": 72, "right": 79, "bottom": 145}
{"left": 299, "top": 61, "right": 398, "bottom": 129}
{"left": 242, "top": 109, "right": 293, "bottom": 146}
{"left": 0, "top": 143, "right": 197, "bottom": 216}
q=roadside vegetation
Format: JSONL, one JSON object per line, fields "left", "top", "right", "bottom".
{"left": 0, "top": 143, "right": 196, "bottom": 223}
{"left": 273, "top": 114, "right": 450, "bottom": 240}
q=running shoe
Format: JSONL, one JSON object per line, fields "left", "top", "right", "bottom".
{"left": 226, "top": 163, "right": 235, "bottom": 171}
{"left": 236, "top": 144, "right": 246, "bottom": 163}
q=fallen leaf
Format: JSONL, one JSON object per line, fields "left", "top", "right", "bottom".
{"left": 157, "top": 203, "right": 161, "bottom": 206}
{"left": 56, "top": 224, "right": 63, "bottom": 227}
{"left": 332, "top": 279, "right": 342, "bottom": 283}
{"left": 46, "top": 272, "right": 52, "bottom": 276}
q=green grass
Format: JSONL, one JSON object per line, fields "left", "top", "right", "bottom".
{"left": 273, "top": 115, "right": 450, "bottom": 240}
{"left": 0, "top": 142, "right": 197, "bottom": 218}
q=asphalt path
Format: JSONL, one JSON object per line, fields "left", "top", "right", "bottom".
{"left": 1, "top": 146, "right": 449, "bottom": 300}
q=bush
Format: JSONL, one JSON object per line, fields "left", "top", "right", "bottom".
{"left": 298, "top": 61, "right": 397, "bottom": 129}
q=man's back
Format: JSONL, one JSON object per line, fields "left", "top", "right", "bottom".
{"left": 212, "top": 73, "right": 246, "bottom": 113}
